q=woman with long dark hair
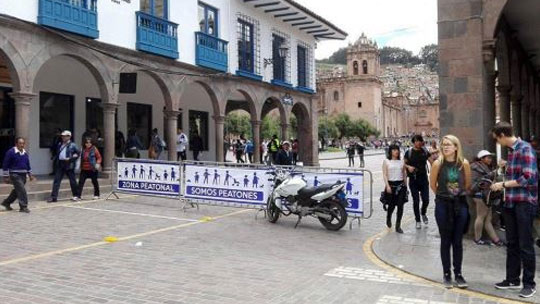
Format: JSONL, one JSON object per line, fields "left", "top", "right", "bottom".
{"left": 382, "top": 144, "right": 407, "bottom": 233}
{"left": 429, "top": 135, "right": 471, "bottom": 289}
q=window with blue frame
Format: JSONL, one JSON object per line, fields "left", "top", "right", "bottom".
{"left": 198, "top": 2, "right": 218, "bottom": 37}
{"left": 297, "top": 45, "right": 307, "bottom": 88}
{"left": 272, "top": 34, "right": 286, "bottom": 81}
{"left": 140, "top": 0, "right": 168, "bottom": 19}
{"left": 237, "top": 19, "right": 254, "bottom": 73}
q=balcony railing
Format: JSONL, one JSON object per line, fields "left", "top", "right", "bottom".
{"left": 136, "top": 11, "right": 179, "bottom": 59}
{"left": 195, "top": 32, "right": 228, "bottom": 72}
{"left": 38, "top": 0, "right": 99, "bottom": 38}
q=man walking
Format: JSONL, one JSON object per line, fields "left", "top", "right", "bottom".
{"left": 356, "top": 141, "right": 365, "bottom": 168}
{"left": 2, "top": 137, "right": 34, "bottom": 213}
{"left": 268, "top": 134, "right": 280, "bottom": 165}
{"left": 404, "top": 134, "right": 432, "bottom": 229}
{"left": 47, "top": 130, "right": 80, "bottom": 203}
{"left": 176, "top": 128, "right": 188, "bottom": 161}
{"left": 490, "top": 122, "right": 538, "bottom": 298}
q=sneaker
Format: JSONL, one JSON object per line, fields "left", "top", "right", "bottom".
{"left": 1, "top": 202, "right": 13, "bottom": 211}
{"left": 19, "top": 208, "right": 30, "bottom": 213}
{"left": 495, "top": 280, "right": 521, "bottom": 290}
{"left": 72, "top": 197, "right": 80, "bottom": 202}
{"left": 519, "top": 286, "right": 537, "bottom": 298}
{"left": 93, "top": 196, "right": 100, "bottom": 200}
{"left": 493, "top": 240, "right": 505, "bottom": 247}
{"left": 422, "top": 214, "right": 429, "bottom": 225}
{"left": 474, "top": 239, "right": 491, "bottom": 246}
{"left": 416, "top": 222, "right": 421, "bottom": 229}
{"left": 454, "top": 274, "right": 468, "bottom": 289}
{"left": 499, "top": 226, "right": 506, "bottom": 232}
{"left": 47, "top": 198, "right": 57, "bottom": 203}
{"left": 443, "top": 274, "right": 453, "bottom": 289}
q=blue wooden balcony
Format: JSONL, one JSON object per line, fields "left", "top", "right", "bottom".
{"left": 195, "top": 32, "right": 228, "bottom": 72}
{"left": 136, "top": 11, "right": 179, "bottom": 59}
{"left": 38, "top": 0, "right": 99, "bottom": 38}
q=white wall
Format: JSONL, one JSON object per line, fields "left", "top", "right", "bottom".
{"left": 0, "top": 0, "right": 318, "bottom": 89}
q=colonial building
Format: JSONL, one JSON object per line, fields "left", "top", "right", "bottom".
{"left": 438, "top": 0, "right": 540, "bottom": 157}
{"left": 0, "top": 0, "right": 347, "bottom": 174}
{"left": 316, "top": 34, "right": 439, "bottom": 138}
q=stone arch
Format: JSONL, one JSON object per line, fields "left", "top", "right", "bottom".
{"left": 486, "top": 0, "right": 509, "bottom": 39}
{"left": 0, "top": 32, "right": 26, "bottom": 92}
{"left": 223, "top": 84, "right": 259, "bottom": 121}
{"left": 118, "top": 63, "right": 174, "bottom": 111}
{"left": 261, "top": 95, "right": 288, "bottom": 126}
{"left": 179, "top": 78, "right": 222, "bottom": 117}
{"left": 28, "top": 44, "right": 111, "bottom": 102}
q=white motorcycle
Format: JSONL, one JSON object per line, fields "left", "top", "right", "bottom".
{"left": 266, "top": 168, "right": 348, "bottom": 231}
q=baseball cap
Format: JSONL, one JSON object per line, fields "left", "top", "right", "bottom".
{"left": 61, "top": 130, "right": 72, "bottom": 137}
{"left": 282, "top": 141, "right": 290, "bottom": 145}
{"left": 477, "top": 150, "right": 493, "bottom": 159}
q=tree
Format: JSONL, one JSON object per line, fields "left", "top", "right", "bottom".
{"left": 333, "top": 113, "right": 353, "bottom": 139}
{"left": 261, "top": 115, "right": 280, "bottom": 140}
{"left": 318, "top": 116, "right": 338, "bottom": 139}
{"left": 419, "top": 44, "right": 438, "bottom": 72}
{"left": 225, "top": 112, "right": 252, "bottom": 138}
{"left": 317, "top": 47, "right": 347, "bottom": 65}
{"left": 379, "top": 46, "right": 421, "bottom": 65}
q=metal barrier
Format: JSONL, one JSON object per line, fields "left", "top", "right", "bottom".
{"left": 106, "top": 158, "right": 373, "bottom": 230}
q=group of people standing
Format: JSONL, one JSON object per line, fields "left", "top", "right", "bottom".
{"left": 381, "top": 123, "right": 539, "bottom": 298}
{"left": 2, "top": 130, "right": 103, "bottom": 212}
{"left": 346, "top": 141, "right": 366, "bottom": 167}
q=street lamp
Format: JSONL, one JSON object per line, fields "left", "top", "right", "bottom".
{"left": 264, "top": 46, "right": 289, "bottom": 68}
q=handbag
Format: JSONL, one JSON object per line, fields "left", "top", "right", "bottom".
{"left": 379, "top": 191, "right": 389, "bottom": 211}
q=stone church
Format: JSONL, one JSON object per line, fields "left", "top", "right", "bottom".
{"left": 316, "top": 34, "right": 440, "bottom": 138}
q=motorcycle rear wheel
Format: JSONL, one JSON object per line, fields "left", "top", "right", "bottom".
{"left": 267, "top": 197, "right": 280, "bottom": 223}
{"left": 318, "top": 200, "right": 348, "bottom": 231}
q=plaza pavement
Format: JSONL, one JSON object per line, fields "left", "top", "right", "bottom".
{"left": 0, "top": 154, "right": 534, "bottom": 304}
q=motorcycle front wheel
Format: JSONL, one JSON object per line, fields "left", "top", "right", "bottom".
{"left": 318, "top": 200, "right": 348, "bottom": 231}
{"left": 266, "top": 197, "right": 280, "bottom": 223}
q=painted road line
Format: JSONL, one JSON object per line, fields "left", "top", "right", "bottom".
{"left": 363, "top": 217, "right": 530, "bottom": 304}
{"left": 0, "top": 209, "right": 250, "bottom": 267}
{"left": 64, "top": 205, "right": 200, "bottom": 222}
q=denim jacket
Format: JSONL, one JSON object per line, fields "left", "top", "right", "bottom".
{"left": 54, "top": 141, "right": 80, "bottom": 170}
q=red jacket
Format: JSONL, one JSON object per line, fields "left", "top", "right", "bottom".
{"left": 81, "top": 146, "right": 102, "bottom": 171}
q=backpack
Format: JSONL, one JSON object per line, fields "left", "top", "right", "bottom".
{"left": 404, "top": 147, "right": 430, "bottom": 175}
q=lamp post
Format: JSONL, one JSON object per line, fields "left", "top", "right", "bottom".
{"left": 264, "top": 46, "right": 289, "bottom": 68}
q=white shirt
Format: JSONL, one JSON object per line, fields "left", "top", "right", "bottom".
{"left": 176, "top": 133, "right": 188, "bottom": 152}
{"left": 385, "top": 159, "right": 404, "bottom": 181}
{"left": 58, "top": 142, "right": 70, "bottom": 160}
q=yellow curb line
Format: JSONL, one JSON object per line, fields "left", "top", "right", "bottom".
{"left": 363, "top": 217, "right": 531, "bottom": 304}
{"left": 0, "top": 208, "right": 250, "bottom": 267}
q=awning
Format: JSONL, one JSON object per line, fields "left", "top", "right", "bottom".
{"left": 243, "top": 0, "right": 347, "bottom": 40}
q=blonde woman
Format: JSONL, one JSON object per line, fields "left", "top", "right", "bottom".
{"left": 429, "top": 135, "right": 472, "bottom": 289}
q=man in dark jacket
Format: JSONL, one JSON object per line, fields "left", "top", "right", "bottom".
{"left": 48, "top": 130, "right": 80, "bottom": 203}
{"left": 2, "top": 137, "right": 34, "bottom": 213}
{"left": 276, "top": 141, "right": 293, "bottom": 166}
{"left": 191, "top": 133, "right": 204, "bottom": 161}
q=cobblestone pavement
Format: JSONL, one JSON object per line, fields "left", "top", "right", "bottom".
{"left": 0, "top": 155, "right": 527, "bottom": 303}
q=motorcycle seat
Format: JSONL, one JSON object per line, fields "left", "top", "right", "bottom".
{"left": 298, "top": 183, "right": 336, "bottom": 199}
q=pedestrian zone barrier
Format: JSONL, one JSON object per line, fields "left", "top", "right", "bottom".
{"left": 108, "top": 159, "right": 373, "bottom": 229}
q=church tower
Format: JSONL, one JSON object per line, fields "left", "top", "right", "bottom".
{"left": 346, "top": 33, "right": 380, "bottom": 78}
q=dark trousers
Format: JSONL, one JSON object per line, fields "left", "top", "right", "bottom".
{"left": 193, "top": 150, "right": 200, "bottom": 161}
{"left": 348, "top": 156, "right": 355, "bottom": 167}
{"left": 270, "top": 152, "right": 278, "bottom": 164}
{"left": 51, "top": 164, "right": 78, "bottom": 199}
{"left": 78, "top": 170, "right": 100, "bottom": 197}
{"left": 247, "top": 152, "right": 253, "bottom": 163}
{"left": 358, "top": 154, "right": 365, "bottom": 167}
{"left": 236, "top": 152, "right": 244, "bottom": 163}
{"left": 435, "top": 196, "right": 468, "bottom": 275}
{"left": 177, "top": 151, "right": 186, "bottom": 161}
{"left": 3, "top": 173, "right": 28, "bottom": 208}
{"left": 387, "top": 181, "right": 406, "bottom": 228}
{"left": 409, "top": 175, "right": 430, "bottom": 222}
{"left": 503, "top": 203, "right": 537, "bottom": 288}
{"left": 292, "top": 152, "right": 298, "bottom": 165}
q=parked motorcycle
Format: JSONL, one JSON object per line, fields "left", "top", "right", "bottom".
{"left": 266, "top": 168, "right": 348, "bottom": 231}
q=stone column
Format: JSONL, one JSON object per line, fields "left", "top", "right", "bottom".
{"left": 280, "top": 123, "right": 289, "bottom": 142}
{"left": 213, "top": 115, "right": 225, "bottom": 162}
{"left": 251, "top": 120, "right": 261, "bottom": 164}
{"left": 530, "top": 108, "right": 537, "bottom": 138}
{"left": 165, "top": 110, "right": 180, "bottom": 161}
{"left": 9, "top": 92, "right": 36, "bottom": 143}
{"left": 521, "top": 102, "right": 530, "bottom": 139}
{"left": 496, "top": 85, "right": 511, "bottom": 123}
{"left": 482, "top": 45, "right": 496, "bottom": 152}
{"left": 102, "top": 103, "right": 118, "bottom": 173}
{"left": 510, "top": 93, "right": 522, "bottom": 136}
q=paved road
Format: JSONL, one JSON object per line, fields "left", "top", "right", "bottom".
{"left": 0, "top": 154, "right": 528, "bottom": 303}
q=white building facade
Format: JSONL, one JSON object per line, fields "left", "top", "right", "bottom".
{"left": 0, "top": 0, "right": 346, "bottom": 174}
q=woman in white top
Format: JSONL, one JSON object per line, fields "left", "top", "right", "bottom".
{"left": 382, "top": 144, "right": 408, "bottom": 233}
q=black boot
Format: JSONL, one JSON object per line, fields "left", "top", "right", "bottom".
{"left": 396, "top": 222, "right": 403, "bottom": 233}
{"left": 386, "top": 216, "right": 392, "bottom": 228}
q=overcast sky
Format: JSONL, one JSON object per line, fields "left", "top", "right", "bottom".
{"left": 293, "top": 0, "right": 438, "bottom": 59}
